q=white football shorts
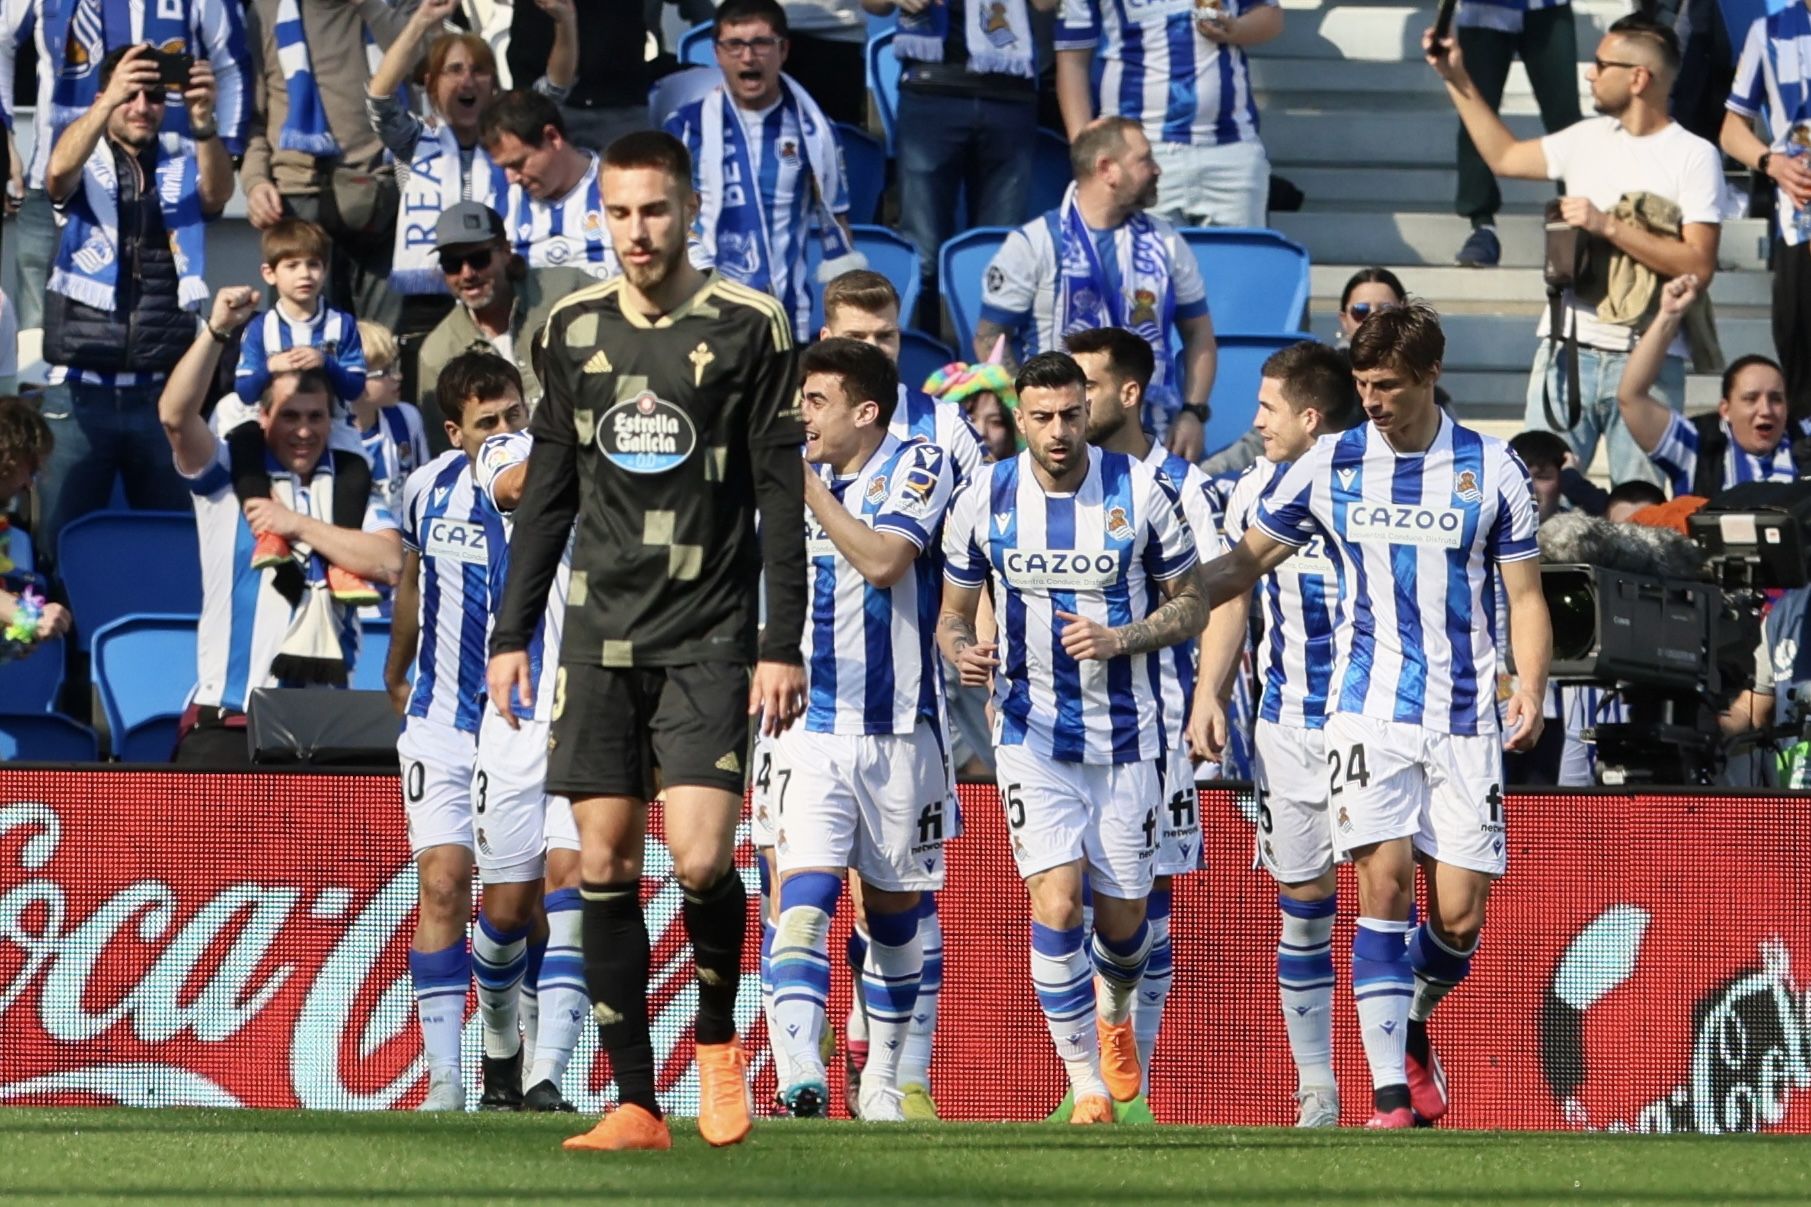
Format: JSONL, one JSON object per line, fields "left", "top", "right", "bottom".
{"left": 1154, "top": 746, "right": 1205, "bottom": 877}
{"left": 1322, "top": 713, "right": 1508, "bottom": 877}
{"left": 769, "top": 724, "right": 950, "bottom": 892}
{"left": 750, "top": 728, "right": 778, "bottom": 848}
{"left": 1253, "top": 719, "right": 1333, "bottom": 883}
{"left": 397, "top": 716, "right": 476, "bottom": 857}
{"left": 474, "top": 708, "right": 558, "bottom": 884}
{"left": 994, "top": 744, "right": 1161, "bottom": 900}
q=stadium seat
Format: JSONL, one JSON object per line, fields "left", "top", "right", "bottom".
{"left": 899, "top": 330, "right": 957, "bottom": 393}
{"left": 0, "top": 636, "right": 66, "bottom": 714}
{"left": 679, "top": 22, "right": 715, "bottom": 67}
{"left": 0, "top": 713, "right": 99, "bottom": 762}
{"left": 938, "top": 227, "right": 1015, "bottom": 358}
{"left": 58, "top": 511, "right": 201, "bottom": 654}
{"left": 647, "top": 66, "right": 722, "bottom": 127}
{"left": 90, "top": 613, "right": 198, "bottom": 763}
{"left": 836, "top": 123, "right": 887, "bottom": 225}
{"left": 2, "top": 520, "right": 33, "bottom": 574}
{"left": 807, "top": 225, "right": 922, "bottom": 336}
{"left": 353, "top": 620, "right": 391, "bottom": 694}
{"left": 1203, "top": 333, "right": 1310, "bottom": 458}
{"left": 1180, "top": 228, "right": 1312, "bottom": 334}
{"left": 1027, "top": 128, "right": 1072, "bottom": 217}
{"left": 867, "top": 30, "right": 901, "bottom": 153}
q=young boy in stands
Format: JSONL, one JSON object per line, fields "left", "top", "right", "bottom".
{"left": 225, "top": 219, "right": 376, "bottom": 603}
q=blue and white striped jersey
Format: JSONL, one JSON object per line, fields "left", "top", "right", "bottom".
{"left": 400, "top": 450, "right": 490, "bottom": 733}
{"left": 1146, "top": 442, "right": 1225, "bottom": 751}
{"left": 505, "top": 153, "right": 619, "bottom": 280}
{"left": 187, "top": 439, "right": 391, "bottom": 713}
{"left": 1254, "top": 415, "right": 1539, "bottom": 736}
{"left": 943, "top": 446, "right": 1199, "bottom": 764}
{"left": 890, "top": 385, "right": 988, "bottom": 487}
{"left": 1055, "top": 0, "right": 1270, "bottom": 147}
{"left": 474, "top": 431, "right": 569, "bottom": 722}
{"left": 362, "top": 403, "right": 430, "bottom": 523}
{"left": 1224, "top": 458, "right": 1340, "bottom": 731}
{"left": 803, "top": 434, "right": 957, "bottom": 735}
{"left": 235, "top": 304, "right": 365, "bottom": 406}
{"left": 1647, "top": 412, "right": 1810, "bottom": 498}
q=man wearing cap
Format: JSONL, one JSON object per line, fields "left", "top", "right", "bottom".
{"left": 416, "top": 201, "right": 593, "bottom": 446}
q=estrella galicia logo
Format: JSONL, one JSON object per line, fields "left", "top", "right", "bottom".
{"left": 598, "top": 391, "right": 697, "bottom": 474}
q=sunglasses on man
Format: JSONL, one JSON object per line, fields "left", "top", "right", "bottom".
{"left": 439, "top": 248, "right": 495, "bottom": 275}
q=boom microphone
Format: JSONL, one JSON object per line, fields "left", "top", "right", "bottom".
{"left": 1537, "top": 511, "right": 1707, "bottom": 580}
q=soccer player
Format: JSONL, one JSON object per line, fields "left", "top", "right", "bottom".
{"left": 1194, "top": 305, "right": 1551, "bottom": 1128}
{"left": 937, "top": 351, "right": 1209, "bottom": 1124}
{"left": 487, "top": 129, "right": 806, "bottom": 1153}
{"left": 766, "top": 338, "right": 957, "bottom": 1122}
{"left": 1189, "top": 341, "right": 1361, "bottom": 1127}
{"left": 387, "top": 353, "right": 529, "bottom": 1111}
{"left": 1068, "top": 326, "right": 1240, "bottom": 1106}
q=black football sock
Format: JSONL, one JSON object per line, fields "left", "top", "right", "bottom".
{"left": 682, "top": 867, "right": 747, "bottom": 1047}
{"left": 581, "top": 880, "right": 659, "bottom": 1117}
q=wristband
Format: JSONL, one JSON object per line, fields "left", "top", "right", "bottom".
{"left": 190, "top": 122, "right": 219, "bottom": 141}
{"left": 1759, "top": 152, "right": 1773, "bottom": 177}
{"left": 205, "top": 320, "right": 231, "bottom": 345}
{"left": 1178, "top": 403, "right": 1210, "bottom": 424}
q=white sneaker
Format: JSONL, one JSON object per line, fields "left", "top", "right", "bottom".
{"left": 419, "top": 1072, "right": 465, "bottom": 1112}
{"left": 858, "top": 1083, "right": 907, "bottom": 1122}
{"left": 1295, "top": 1085, "right": 1338, "bottom": 1128}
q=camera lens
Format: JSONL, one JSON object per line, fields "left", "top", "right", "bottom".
{"left": 1544, "top": 572, "right": 1597, "bottom": 664}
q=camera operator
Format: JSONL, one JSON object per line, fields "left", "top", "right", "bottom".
{"left": 1618, "top": 275, "right": 1810, "bottom": 498}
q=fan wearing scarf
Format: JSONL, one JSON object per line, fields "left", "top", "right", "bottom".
{"left": 367, "top": 0, "right": 580, "bottom": 300}
{"left": 664, "top": 0, "right": 863, "bottom": 344}
{"left": 976, "top": 116, "right": 1218, "bottom": 463}
{"left": 158, "top": 285, "right": 404, "bottom": 768}
{"left": 40, "top": 42, "right": 231, "bottom": 558}
{"left": 479, "top": 88, "right": 620, "bottom": 281}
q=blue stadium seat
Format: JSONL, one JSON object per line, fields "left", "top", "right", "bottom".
{"left": 1180, "top": 228, "right": 1311, "bottom": 334}
{"left": 1027, "top": 127, "right": 1072, "bottom": 218}
{"left": 90, "top": 613, "right": 199, "bottom": 763}
{"left": 0, "top": 713, "right": 99, "bottom": 762}
{"left": 836, "top": 123, "right": 887, "bottom": 225}
{"left": 2, "top": 521, "right": 33, "bottom": 574}
{"left": 1203, "top": 333, "right": 1311, "bottom": 458}
{"left": 59, "top": 510, "right": 201, "bottom": 654}
{"left": 0, "top": 636, "right": 66, "bottom": 714}
{"left": 938, "top": 227, "right": 1015, "bottom": 358}
{"left": 353, "top": 619, "right": 391, "bottom": 694}
{"left": 648, "top": 66, "right": 721, "bottom": 128}
{"left": 806, "top": 225, "right": 923, "bottom": 336}
{"left": 679, "top": 22, "right": 715, "bottom": 67}
{"left": 899, "top": 330, "right": 957, "bottom": 393}
{"left": 867, "top": 30, "right": 901, "bottom": 153}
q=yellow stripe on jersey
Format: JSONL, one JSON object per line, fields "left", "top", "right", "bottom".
{"left": 539, "top": 277, "right": 625, "bottom": 350}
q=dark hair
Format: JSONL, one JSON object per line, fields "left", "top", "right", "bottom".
{"left": 1065, "top": 326, "right": 1155, "bottom": 393}
{"left": 1348, "top": 300, "right": 1445, "bottom": 383}
{"left": 436, "top": 352, "right": 525, "bottom": 427}
{"left": 1607, "top": 14, "right": 1681, "bottom": 74}
{"left": 1606, "top": 479, "right": 1667, "bottom": 512}
{"left": 1720, "top": 353, "right": 1785, "bottom": 399}
{"left": 1015, "top": 351, "right": 1087, "bottom": 399}
{"left": 714, "top": 0, "right": 789, "bottom": 38}
{"left": 800, "top": 338, "right": 900, "bottom": 426}
{"left": 603, "top": 129, "right": 693, "bottom": 182}
{"left": 823, "top": 270, "right": 900, "bottom": 321}
{"left": 1339, "top": 267, "right": 1407, "bottom": 311}
{"left": 0, "top": 395, "right": 52, "bottom": 481}
{"left": 261, "top": 368, "right": 333, "bottom": 409}
{"left": 480, "top": 89, "right": 566, "bottom": 150}
{"left": 1070, "top": 116, "right": 1140, "bottom": 180}
{"left": 1509, "top": 430, "right": 1570, "bottom": 473}
{"left": 1262, "top": 341, "right": 1361, "bottom": 431}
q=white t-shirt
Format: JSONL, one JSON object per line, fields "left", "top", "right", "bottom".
{"left": 1538, "top": 117, "right": 1723, "bottom": 356}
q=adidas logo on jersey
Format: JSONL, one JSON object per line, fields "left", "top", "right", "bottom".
{"left": 715, "top": 750, "right": 741, "bottom": 773}
{"left": 583, "top": 349, "right": 613, "bottom": 374}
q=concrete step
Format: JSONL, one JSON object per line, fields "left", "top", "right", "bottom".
{"left": 1440, "top": 368, "right": 1728, "bottom": 413}
{"left": 1270, "top": 211, "right": 1774, "bottom": 270}
{"left": 1251, "top": 55, "right": 1591, "bottom": 103}
{"left": 1267, "top": 0, "right": 1629, "bottom": 62}
{"left": 1303, "top": 309, "right": 1775, "bottom": 373}
{"left": 1262, "top": 106, "right": 1550, "bottom": 167}
{"left": 1280, "top": 165, "right": 1560, "bottom": 211}
{"left": 1308, "top": 263, "right": 1777, "bottom": 309}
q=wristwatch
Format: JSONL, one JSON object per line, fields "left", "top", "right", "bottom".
{"left": 1759, "top": 152, "right": 1774, "bottom": 176}
{"left": 1178, "top": 403, "right": 1210, "bottom": 424}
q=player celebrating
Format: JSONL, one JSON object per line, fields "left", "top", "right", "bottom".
{"left": 1195, "top": 305, "right": 1551, "bottom": 1128}
{"left": 387, "top": 355, "right": 530, "bottom": 1111}
{"left": 938, "top": 351, "right": 1208, "bottom": 1124}
{"left": 765, "top": 338, "right": 957, "bottom": 1122}
{"left": 487, "top": 130, "right": 806, "bottom": 1153}
{"left": 1068, "top": 326, "right": 1236, "bottom": 1106}
{"left": 1190, "top": 342, "right": 1361, "bottom": 1127}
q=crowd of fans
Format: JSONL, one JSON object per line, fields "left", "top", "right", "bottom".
{"left": 0, "top": 0, "right": 1807, "bottom": 785}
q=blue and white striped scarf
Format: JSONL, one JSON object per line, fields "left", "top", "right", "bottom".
{"left": 392, "top": 123, "right": 512, "bottom": 294}
{"left": 47, "top": 0, "right": 192, "bottom": 134}
{"left": 48, "top": 133, "right": 208, "bottom": 314}
{"left": 1053, "top": 183, "right": 1178, "bottom": 411}
{"left": 273, "top": 0, "right": 338, "bottom": 154}
{"left": 694, "top": 76, "right": 861, "bottom": 296}
{"left": 894, "top": 0, "right": 1034, "bottom": 77}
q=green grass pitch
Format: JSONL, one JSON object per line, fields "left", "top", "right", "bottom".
{"left": 4, "top": 1110, "right": 1808, "bottom": 1205}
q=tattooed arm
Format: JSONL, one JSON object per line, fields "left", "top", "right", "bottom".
{"left": 1056, "top": 569, "right": 1211, "bottom": 661}
{"left": 938, "top": 580, "right": 1001, "bottom": 687}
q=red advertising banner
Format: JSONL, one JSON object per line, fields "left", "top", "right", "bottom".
{"left": 1, "top": 770, "right": 1807, "bottom": 1132}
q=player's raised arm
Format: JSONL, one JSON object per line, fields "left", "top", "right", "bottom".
{"left": 1198, "top": 529, "right": 1294, "bottom": 610}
